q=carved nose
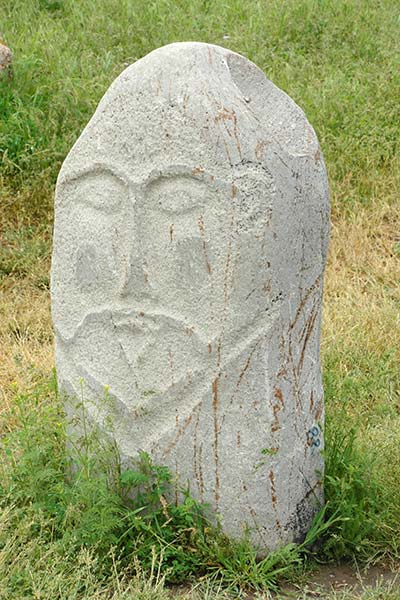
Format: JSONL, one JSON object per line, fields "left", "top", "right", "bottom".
{"left": 117, "top": 207, "right": 149, "bottom": 300}
{"left": 118, "top": 251, "right": 132, "bottom": 298}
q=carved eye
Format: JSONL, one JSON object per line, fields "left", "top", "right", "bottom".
{"left": 60, "top": 169, "right": 128, "bottom": 212}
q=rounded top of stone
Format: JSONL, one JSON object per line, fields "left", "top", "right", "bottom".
{"left": 57, "top": 41, "right": 326, "bottom": 188}
{"left": 130, "top": 40, "right": 258, "bottom": 65}
{"left": 116, "top": 41, "right": 270, "bottom": 100}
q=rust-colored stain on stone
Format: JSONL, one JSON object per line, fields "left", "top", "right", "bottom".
{"left": 220, "top": 341, "right": 261, "bottom": 429}
{"left": 274, "top": 387, "right": 285, "bottom": 407}
{"left": 212, "top": 376, "right": 220, "bottom": 506}
{"left": 197, "top": 215, "right": 212, "bottom": 274}
{"left": 163, "top": 412, "right": 193, "bottom": 456}
{"left": 269, "top": 469, "right": 277, "bottom": 506}
{"left": 315, "top": 401, "right": 323, "bottom": 422}
{"left": 290, "top": 275, "right": 321, "bottom": 331}
{"left": 214, "top": 107, "right": 242, "bottom": 158}
{"left": 271, "top": 387, "right": 285, "bottom": 432}
{"left": 193, "top": 406, "right": 204, "bottom": 500}
{"left": 255, "top": 139, "right": 270, "bottom": 160}
{"left": 271, "top": 404, "right": 281, "bottom": 433}
{"left": 297, "top": 301, "right": 319, "bottom": 376}
{"left": 192, "top": 165, "right": 205, "bottom": 176}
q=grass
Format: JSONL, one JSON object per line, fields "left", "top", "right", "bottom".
{"left": 1, "top": 0, "right": 400, "bottom": 597}
{"left": 0, "top": 382, "right": 395, "bottom": 599}
{"left": 0, "top": 379, "right": 331, "bottom": 597}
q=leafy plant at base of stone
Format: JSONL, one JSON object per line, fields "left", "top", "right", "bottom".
{"left": 0, "top": 376, "right": 337, "bottom": 596}
{"left": 2, "top": 377, "right": 399, "bottom": 598}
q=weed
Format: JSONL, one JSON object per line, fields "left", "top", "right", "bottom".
{"left": 0, "top": 379, "right": 335, "bottom": 596}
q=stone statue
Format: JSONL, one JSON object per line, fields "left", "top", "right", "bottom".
{"left": 51, "top": 42, "right": 330, "bottom": 551}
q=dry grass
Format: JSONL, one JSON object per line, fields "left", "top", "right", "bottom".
{"left": 324, "top": 184, "right": 400, "bottom": 360}
{"left": 0, "top": 264, "right": 53, "bottom": 415}
{"left": 0, "top": 184, "right": 53, "bottom": 415}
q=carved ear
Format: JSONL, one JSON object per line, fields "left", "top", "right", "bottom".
{"left": 232, "top": 162, "right": 275, "bottom": 233}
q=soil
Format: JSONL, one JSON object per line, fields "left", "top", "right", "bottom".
{"left": 275, "top": 563, "right": 400, "bottom": 598}
{"left": 171, "top": 563, "right": 400, "bottom": 598}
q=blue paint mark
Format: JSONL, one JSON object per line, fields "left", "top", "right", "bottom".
{"left": 307, "top": 425, "right": 321, "bottom": 451}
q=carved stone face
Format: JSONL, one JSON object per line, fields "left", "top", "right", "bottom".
{"left": 52, "top": 42, "right": 330, "bottom": 553}
{"left": 54, "top": 161, "right": 275, "bottom": 400}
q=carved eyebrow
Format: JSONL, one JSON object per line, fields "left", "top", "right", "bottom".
{"left": 58, "top": 160, "right": 130, "bottom": 185}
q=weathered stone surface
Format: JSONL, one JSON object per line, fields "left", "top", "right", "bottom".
{"left": 51, "top": 42, "right": 330, "bottom": 551}
{"left": 0, "top": 43, "right": 12, "bottom": 77}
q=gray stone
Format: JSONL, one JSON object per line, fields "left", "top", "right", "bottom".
{"left": 51, "top": 42, "right": 330, "bottom": 551}
{"left": 0, "top": 43, "right": 12, "bottom": 77}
